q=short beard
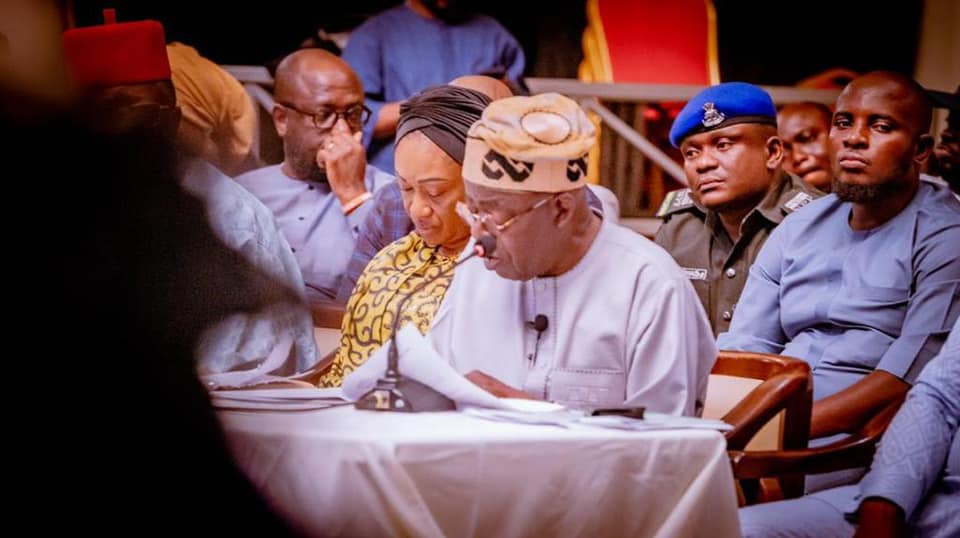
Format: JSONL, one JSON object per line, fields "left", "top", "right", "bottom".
{"left": 832, "top": 177, "right": 902, "bottom": 203}
{"left": 295, "top": 159, "right": 327, "bottom": 183}
{"left": 833, "top": 180, "right": 882, "bottom": 202}
{"left": 285, "top": 144, "right": 328, "bottom": 183}
{"left": 421, "top": 0, "right": 469, "bottom": 22}
{"left": 307, "top": 163, "right": 328, "bottom": 183}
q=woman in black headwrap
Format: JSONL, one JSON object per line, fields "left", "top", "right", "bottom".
{"left": 322, "top": 85, "right": 491, "bottom": 386}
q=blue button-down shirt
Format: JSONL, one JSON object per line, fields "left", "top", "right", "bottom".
{"left": 337, "top": 182, "right": 411, "bottom": 302}
{"left": 235, "top": 164, "right": 393, "bottom": 305}
{"left": 718, "top": 180, "right": 960, "bottom": 401}
{"left": 342, "top": 4, "right": 525, "bottom": 174}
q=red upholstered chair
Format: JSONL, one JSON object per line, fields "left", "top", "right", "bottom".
{"left": 580, "top": 0, "right": 720, "bottom": 86}
{"left": 580, "top": 0, "right": 720, "bottom": 214}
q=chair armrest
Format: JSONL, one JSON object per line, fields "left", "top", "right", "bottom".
{"left": 311, "top": 303, "right": 345, "bottom": 329}
{"left": 723, "top": 371, "right": 809, "bottom": 450}
{"left": 729, "top": 396, "right": 904, "bottom": 478}
{"left": 713, "top": 353, "right": 811, "bottom": 451}
{"left": 715, "top": 351, "right": 808, "bottom": 380}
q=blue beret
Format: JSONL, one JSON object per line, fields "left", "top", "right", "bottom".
{"left": 669, "top": 82, "right": 777, "bottom": 147}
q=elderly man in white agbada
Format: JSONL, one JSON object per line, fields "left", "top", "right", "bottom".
{"left": 348, "top": 93, "right": 716, "bottom": 415}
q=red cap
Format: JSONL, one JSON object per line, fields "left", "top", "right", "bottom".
{"left": 62, "top": 9, "right": 171, "bottom": 89}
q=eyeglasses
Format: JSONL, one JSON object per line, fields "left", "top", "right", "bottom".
{"left": 456, "top": 195, "right": 555, "bottom": 233}
{"left": 277, "top": 101, "right": 371, "bottom": 131}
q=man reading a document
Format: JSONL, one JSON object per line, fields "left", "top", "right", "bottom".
{"left": 427, "top": 93, "right": 716, "bottom": 415}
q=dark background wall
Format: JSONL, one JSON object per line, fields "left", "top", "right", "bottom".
{"left": 70, "top": 0, "right": 923, "bottom": 83}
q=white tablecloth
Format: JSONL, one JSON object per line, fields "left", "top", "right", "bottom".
{"left": 219, "top": 407, "right": 740, "bottom": 538}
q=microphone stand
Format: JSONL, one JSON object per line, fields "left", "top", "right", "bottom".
{"left": 355, "top": 235, "right": 496, "bottom": 412}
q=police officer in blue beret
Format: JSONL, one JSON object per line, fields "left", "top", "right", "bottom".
{"left": 655, "top": 82, "right": 822, "bottom": 335}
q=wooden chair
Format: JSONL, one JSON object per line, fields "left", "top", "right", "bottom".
{"left": 288, "top": 303, "right": 345, "bottom": 386}
{"left": 311, "top": 303, "right": 345, "bottom": 329}
{"left": 311, "top": 302, "right": 344, "bottom": 355}
{"left": 708, "top": 350, "right": 907, "bottom": 505}
{"left": 703, "top": 351, "right": 812, "bottom": 503}
{"left": 729, "top": 395, "right": 905, "bottom": 504}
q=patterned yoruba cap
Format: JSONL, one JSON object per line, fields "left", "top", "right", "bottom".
{"left": 463, "top": 92, "right": 596, "bottom": 193}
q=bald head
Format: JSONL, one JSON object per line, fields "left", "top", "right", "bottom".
{"left": 270, "top": 48, "right": 366, "bottom": 183}
{"left": 779, "top": 102, "right": 833, "bottom": 190}
{"left": 838, "top": 71, "right": 932, "bottom": 138}
{"left": 449, "top": 75, "right": 513, "bottom": 101}
{"left": 830, "top": 71, "right": 935, "bottom": 204}
{"left": 779, "top": 102, "right": 832, "bottom": 126}
{"left": 274, "top": 48, "right": 361, "bottom": 103}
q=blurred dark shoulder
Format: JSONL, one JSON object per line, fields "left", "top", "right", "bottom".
{"left": 3, "top": 90, "right": 302, "bottom": 535}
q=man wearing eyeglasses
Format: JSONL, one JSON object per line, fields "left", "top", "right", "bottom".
{"left": 236, "top": 49, "right": 393, "bottom": 307}
{"left": 425, "top": 93, "right": 717, "bottom": 416}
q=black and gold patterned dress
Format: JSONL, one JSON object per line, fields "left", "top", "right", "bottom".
{"left": 320, "top": 232, "right": 458, "bottom": 387}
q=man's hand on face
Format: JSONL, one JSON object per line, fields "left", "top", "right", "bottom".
{"left": 317, "top": 130, "right": 368, "bottom": 205}
{"left": 465, "top": 370, "right": 536, "bottom": 399}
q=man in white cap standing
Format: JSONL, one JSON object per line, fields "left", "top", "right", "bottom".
{"left": 429, "top": 93, "right": 716, "bottom": 416}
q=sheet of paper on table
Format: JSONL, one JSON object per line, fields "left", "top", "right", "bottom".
{"left": 461, "top": 406, "right": 733, "bottom": 432}
{"left": 210, "top": 387, "right": 347, "bottom": 411}
{"left": 341, "top": 325, "right": 558, "bottom": 412}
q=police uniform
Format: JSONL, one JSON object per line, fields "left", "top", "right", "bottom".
{"left": 655, "top": 171, "right": 820, "bottom": 334}
{"left": 658, "top": 81, "right": 823, "bottom": 334}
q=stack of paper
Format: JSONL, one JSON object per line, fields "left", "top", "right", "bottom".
{"left": 461, "top": 406, "right": 585, "bottom": 427}
{"left": 575, "top": 412, "right": 733, "bottom": 432}
{"left": 211, "top": 387, "right": 347, "bottom": 411}
{"left": 463, "top": 406, "right": 733, "bottom": 432}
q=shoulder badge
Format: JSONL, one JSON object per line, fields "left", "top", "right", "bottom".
{"left": 656, "top": 188, "right": 695, "bottom": 218}
{"left": 782, "top": 191, "right": 815, "bottom": 213}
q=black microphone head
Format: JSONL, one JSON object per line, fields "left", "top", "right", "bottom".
{"left": 533, "top": 314, "right": 549, "bottom": 332}
{"left": 474, "top": 234, "right": 497, "bottom": 258}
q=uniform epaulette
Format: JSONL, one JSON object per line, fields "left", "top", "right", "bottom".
{"left": 656, "top": 188, "right": 696, "bottom": 218}
{"left": 781, "top": 190, "right": 815, "bottom": 213}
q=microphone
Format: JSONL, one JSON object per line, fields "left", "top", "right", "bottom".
{"left": 355, "top": 234, "right": 497, "bottom": 412}
{"left": 473, "top": 234, "right": 496, "bottom": 259}
{"left": 527, "top": 314, "right": 549, "bottom": 333}
{"left": 526, "top": 314, "right": 549, "bottom": 363}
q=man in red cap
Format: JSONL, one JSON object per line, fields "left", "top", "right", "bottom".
{"left": 62, "top": 9, "right": 179, "bottom": 136}
{"left": 61, "top": 11, "right": 320, "bottom": 383}
{"left": 44, "top": 9, "right": 301, "bottom": 535}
